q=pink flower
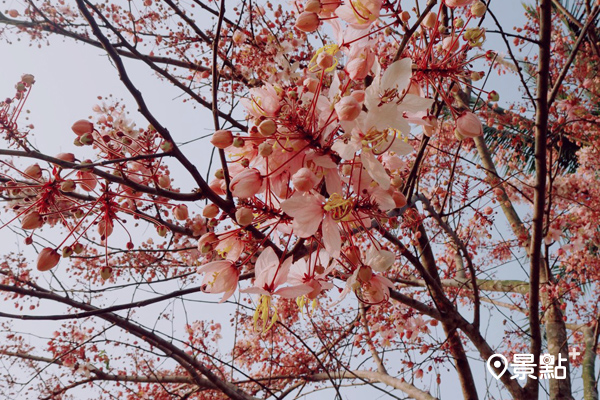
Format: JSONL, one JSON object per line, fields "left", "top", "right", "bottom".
{"left": 240, "top": 84, "right": 281, "bottom": 118}
{"left": 455, "top": 112, "right": 483, "bottom": 138}
{"left": 335, "top": 96, "right": 361, "bottom": 121}
{"left": 288, "top": 250, "right": 334, "bottom": 299}
{"left": 280, "top": 192, "right": 341, "bottom": 257}
{"left": 295, "top": 12, "right": 320, "bottom": 32}
{"left": 230, "top": 168, "right": 264, "bottom": 198}
{"left": 197, "top": 260, "right": 239, "bottom": 302}
{"left": 241, "top": 247, "right": 312, "bottom": 298}
{"left": 335, "top": 0, "right": 382, "bottom": 27}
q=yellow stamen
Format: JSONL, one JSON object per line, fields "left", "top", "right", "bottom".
{"left": 324, "top": 193, "right": 354, "bottom": 221}
{"left": 308, "top": 44, "right": 340, "bottom": 73}
{"left": 350, "top": 0, "right": 377, "bottom": 24}
{"left": 253, "top": 295, "right": 279, "bottom": 332}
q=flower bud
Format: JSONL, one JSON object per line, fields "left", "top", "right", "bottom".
{"left": 100, "top": 267, "right": 112, "bottom": 280}
{"left": 317, "top": 52, "right": 335, "bottom": 70}
{"left": 233, "top": 137, "right": 245, "bottom": 147}
{"left": 73, "top": 243, "right": 84, "bottom": 254}
{"left": 470, "top": 1, "right": 486, "bottom": 16}
{"left": 303, "top": 77, "right": 319, "bottom": 92}
{"left": 470, "top": 71, "right": 483, "bottom": 81}
{"left": 305, "top": 0, "right": 321, "bottom": 13}
{"left": 37, "top": 248, "right": 60, "bottom": 271}
{"left": 62, "top": 246, "right": 73, "bottom": 258}
{"left": 210, "top": 130, "right": 233, "bottom": 149}
{"left": 258, "top": 119, "right": 277, "bottom": 136}
{"left": 445, "top": 0, "right": 475, "bottom": 7}
{"left": 454, "top": 17, "right": 464, "bottom": 29}
{"left": 98, "top": 220, "right": 114, "bottom": 238}
{"left": 488, "top": 90, "right": 500, "bottom": 102}
{"left": 55, "top": 153, "right": 76, "bottom": 163}
{"left": 322, "top": 0, "right": 341, "bottom": 11}
{"left": 157, "top": 175, "right": 170, "bottom": 188}
{"left": 230, "top": 168, "right": 263, "bottom": 198}
{"left": 24, "top": 164, "right": 43, "bottom": 180}
{"left": 291, "top": 167, "right": 319, "bottom": 192}
{"left": 335, "top": 96, "right": 361, "bottom": 121}
{"left": 258, "top": 142, "right": 273, "bottom": 157}
{"left": 401, "top": 11, "right": 410, "bottom": 22}
{"left": 422, "top": 12, "right": 437, "bottom": 28}
{"left": 21, "top": 74, "right": 35, "bottom": 85}
{"left": 232, "top": 30, "right": 247, "bottom": 44}
{"left": 60, "top": 180, "right": 76, "bottom": 192}
{"left": 8, "top": 9, "right": 20, "bottom": 18}
{"left": 79, "top": 132, "right": 94, "bottom": 146}
{"left": 203, "top": 204, "right": 220, "bottom": 218}
{"left": 71, "top": 120, "right": 94, "bottom": 136}
{"left": 455, "top": 112, "right": 483, "bottom": 138}
{"left": 214, "top": 169, "right": 225, "bottom": 179}
{"left": 156, "top": 225, "right": 169, "bottom": 237}
{"left": 173, "top": 204, "right": 189, "bottom": 221}
{"left": 295, "top": 12, "right": 320, "bottom": 33}
{"left": 160, "top": 141, "right": 174, "bottom": 152}
{"left": 235, "top": 207, "right": 254, "bottom": 226}
{"left": 21, "top": 212, "right": 44, "bottom": 230}
{"left": 442, "top": 36, "right": 459, "bottom": 53}
{"left": 197, "top": 232, "right": 218, "bottom": 253}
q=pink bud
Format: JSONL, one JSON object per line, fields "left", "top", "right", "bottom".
{"left": 55, "top": 153, "right": 76, "bottom": 163}
{"left": 295, "top": 12, "right": 320, "bottom": 33}
{"left": 444, "top": 0, "right": 475, "bottom": 7}
{"left": 21, "top": 212, "right": 44, "bottom": 230}
{"left": 258, "top": 119, "right": 277, "bottom": 136}
{"left": 303, "top": 77, "right": 319, "bottom": 92}
{"left": 232, "top": 30, "right": 247, "bottom": 44}
{"left": 203, "top": 204, "right": 220, "bottom": 218}
{"left": 173, "top": 204, "right": 189, "bottom": 221}
{"left": 71, "top": 120, "right": 94, "bottom": 136}
{"left": 291, "top": 168, "right": 319, "bottom": 192}
{"left": 235, "top": 207, "right": 254, "bottom": 226}
{"left": 442, "top": 36, "right": 459, "bottom": 53}
{"left": 210, "top": 130, "right": 233, "bottom": 149}
{"left": 198, "top": 232, "right": 218, "bottom": 253}
{"left": 209, "top": 179, "right": 227, "bottom": 195}
{"left": 422, "top": 12, "right": 437, "bottom": 28}
{"left": 157, "top": 175, "right": 171, "bottom": 188}
{"left": 230, "top": 168, "right": 263, "bottom": 199}
{"left": 305, "top": 0, "right": 321, "bottom": 13}
{"left": 455, "top": 112, "right": 483, "bottom": 138}
{"left": 37, "top": 248, "right": 60, "bottom": 271}
{"left": 316, "top": 52, "right": 334, "bottom": 69}
{"left": 8, "top": 9, "right": 19, "bottom": 18}
{"left": 335, "top": 96, "right": 361, "bottom": 121}
{"left": 24, "top": 164, "right": 43, "bottom": 180}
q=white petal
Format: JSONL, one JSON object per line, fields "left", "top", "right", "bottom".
{"left": 361, "top": 152, "right": 390, "bottom": 190}
{"left": 381, "top": 58, "right": 412, "bottom": 93}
